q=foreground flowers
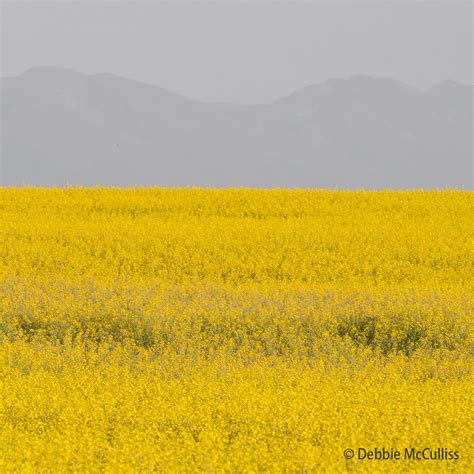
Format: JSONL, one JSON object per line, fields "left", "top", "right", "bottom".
{"left": 0, "top": 188, "right": 472, "bottom": 472}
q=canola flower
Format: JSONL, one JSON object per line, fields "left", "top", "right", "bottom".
{"left": 0, "top": 188, "right": 473, "bottom": 472}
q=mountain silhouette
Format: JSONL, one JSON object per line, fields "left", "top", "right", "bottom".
{"left": 1, "top": 67, "right": 472, "bottom": 188}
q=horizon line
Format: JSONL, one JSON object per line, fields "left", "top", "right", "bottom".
{"left": 2, "top": 65, "right": 473, "bottom": 107}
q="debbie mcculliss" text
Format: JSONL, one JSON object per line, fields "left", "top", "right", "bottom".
{"left": 357, "top": 447, "right": 459, "bottom": 461}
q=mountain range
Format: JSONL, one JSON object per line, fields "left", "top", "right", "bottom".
{"left": 1, "top": 66, "right": 472, "bottom": 188}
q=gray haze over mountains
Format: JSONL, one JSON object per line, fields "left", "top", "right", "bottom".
{"left": 1, "top": 66, "right": 472, "bottom": 189}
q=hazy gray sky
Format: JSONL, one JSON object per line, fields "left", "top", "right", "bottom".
{"left": 1, "top": 1, "right": 472, "bottom": 104}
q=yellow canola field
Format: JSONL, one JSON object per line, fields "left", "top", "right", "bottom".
{"left": 0, "top": 188, "right": 473, "bottom": 472}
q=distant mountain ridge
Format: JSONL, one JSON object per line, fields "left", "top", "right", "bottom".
{"left": 1, "top": 67, "right": 472, "bottom": 188}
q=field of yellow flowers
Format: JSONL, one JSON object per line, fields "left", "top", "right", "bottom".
{"left": 0, "top": 188, "right": 472, "bottom": 472}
